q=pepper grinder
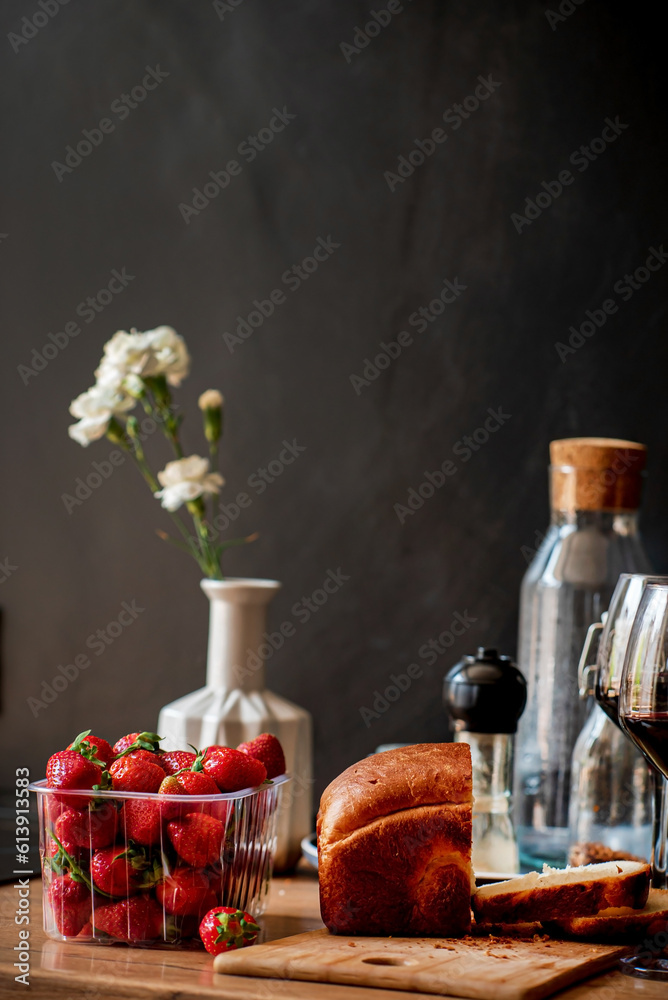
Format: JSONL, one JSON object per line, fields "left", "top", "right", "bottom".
{"left": 444, "top": 647, "right": 527, "bottom": 874}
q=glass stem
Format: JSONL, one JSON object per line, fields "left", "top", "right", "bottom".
{"left": 651, "top": 768, "right": 668, "bottom": 890}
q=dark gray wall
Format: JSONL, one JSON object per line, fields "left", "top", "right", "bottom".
{"left": 1, "top": 2, "right": 667, "bottom": 817}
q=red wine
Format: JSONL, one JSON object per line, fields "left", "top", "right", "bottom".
{"left": 596, "top": 686, "right": 621, "bottom": 727}
{"left": 623, "top": 713, "right": 668, "bottom": 775}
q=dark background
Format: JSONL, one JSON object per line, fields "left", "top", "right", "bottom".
{"left": 1, "top": 1, "right": 667, "bottom": 820}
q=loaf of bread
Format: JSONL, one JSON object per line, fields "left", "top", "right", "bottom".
{"left": 472, "top": 861, "right": 650, "bottom": 925}
{"left": 317, "top": 743, "right": 473, "bottom": 936}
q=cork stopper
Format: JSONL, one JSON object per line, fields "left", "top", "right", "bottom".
{"left": 549, "top": 437, "right": 647, "bottom": 512}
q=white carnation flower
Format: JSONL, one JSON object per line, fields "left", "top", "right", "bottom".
{"left": 67, "top": 382, "right": 135, "bottom": 447}
{"left": 94, "top": 326, "right": 191, "bottom": 389}
{"left": 155, "top": 455, "right": 224, "bottom": 511}
{"left": 143, "top": 326, "right": 191, "bottom": 386}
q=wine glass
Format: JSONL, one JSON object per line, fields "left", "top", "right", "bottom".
{"left": 576, "top": 575, "right": 668, "bottom": 878}
{"left": 619, "top": 581, "right": 668, "bottom": 980}
{"left": 595, "top": 575, "right": 668, "bottom": 722}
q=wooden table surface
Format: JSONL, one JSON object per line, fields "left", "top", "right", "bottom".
{"left": 0, "top": 868, "right": 666, "bottom": 1000}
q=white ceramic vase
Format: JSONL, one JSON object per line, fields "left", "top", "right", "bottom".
{"left": 157, "top": 578, "right": 313, "bottom": 871}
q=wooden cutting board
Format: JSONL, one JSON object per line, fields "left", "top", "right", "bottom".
{"left": 213, "top": 928, "right": 626, "bottom": 1000}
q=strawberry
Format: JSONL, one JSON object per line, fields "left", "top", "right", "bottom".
{"left": 175, "top": 771, "right": 219, "bottom": 796}
{"left": 109, "top": 756, "right": 164, "bottom": 793}
{"left": 112, "top": 731, "right": 162, "bottom": 757}
{"left": 91, "top": 845, "right": 145, "bottom": 897}
{"left": 167, "top": 812, "right": 224, "bottom": 867}
{"left": 237, "top": 733, "right": 286, "bottom": 780}
{"left": 47, "top": 874, "right": 91, "bottom": 937}
{"left": 199, "top": 906, "right": 260, "bottom": 955}
{"left": 121, "top": 749, "right": 166, "bottom": 770}
{"left": 55, "top": 803, "right": 117, "bottom": 850}
{"left": 67, "top": 730, "right": 115, "bottom": 767}
{"left": 160, "top": 750, "right": 197, "bottom": 775}
{"left": 93, "top": 895, "right": 164, "bottom": 943}
{"left": 202, "top": 747, "right": 267, "bottom": 792}
{"left": 158, "top": 775, "right": 184, "bottom": 821}
{"left": 46, "top": 750, "right": 104, "bottom": 807}
{"left": 156, "top": 866, "right": 219, "bottom": 917}
{"left": 119, "top": 799, "right": 162, "bottom": 846}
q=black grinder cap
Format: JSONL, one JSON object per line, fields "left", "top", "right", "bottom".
{"left": 443, "top": 647, "right": 527, "bottom": 734}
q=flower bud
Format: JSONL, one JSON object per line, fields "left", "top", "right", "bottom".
{"left": 198, "top": 390, "right": 224, "bottom": 445}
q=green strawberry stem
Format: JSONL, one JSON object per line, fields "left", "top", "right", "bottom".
{"left": 114, "top": 732, "right": 163, "bottom": 758}
{"left": 70, "top": 730, "right": 106, "bottom": 768}
{"left": 47, "top": 831, "right": 115, "bottom": 899}
{"left": 214, "top": 909, "right": 260, "bottom": 947}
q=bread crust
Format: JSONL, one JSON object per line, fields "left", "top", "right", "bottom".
{"left": 317, "top": 744, "right": 473, "bottom": 937}
{"left": 319, "top": 802, "right": 472, "bottom": 936}
{"left": 472, "top": 865, "right": 650, "bottom": 924}
{"left": 545, "top": 888, "right": 668, "bottom": 941}
{"left": 318, "top": 743, "right": 472, "bottom": 846}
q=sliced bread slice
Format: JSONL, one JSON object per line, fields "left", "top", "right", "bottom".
{"left": 472, "top": 861, "right": 650, "bottom": 924}
{"left": 545, "top": 888, "right": 668, "bottom": 941}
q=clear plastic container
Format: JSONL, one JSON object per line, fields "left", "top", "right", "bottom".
{"left": 30, "top": 776, "right": 287, "bottom": 947}
{"left": 514, "top": 439, "right": 651, "bottom": 870}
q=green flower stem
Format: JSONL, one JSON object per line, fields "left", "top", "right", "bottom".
{"left": 188, "top": 502, "right": 221, "bottom": 579}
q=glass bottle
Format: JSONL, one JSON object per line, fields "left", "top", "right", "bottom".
{"left": 514, "top": 438, "right": 651, "bottom": 870}
{"left": 568, "top": 705, "right": 653, "bottom": 864}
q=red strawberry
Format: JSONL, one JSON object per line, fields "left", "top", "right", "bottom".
{"left": 156, "top": 866, "right": 219, "bottom": 917}
{"left": 203, "top": 747, "right": 267, "bottom": 792}
{"left": 93, "top": 895, "right": 164, "bottom": 943}
{"left": 55, "top": 803, "right": 117, "bottom": 850}
{"left": 167, "top": 813, "right": 224, "bottom": 867}
{"left": 199, "top": 906, "right": 260, "bottom": 955}
{"left": 112, "top": 731, "right": 162, "bottom": 756}
{"left": 67, "top": 731, "right": 115, "bottom": 767}
{"left": 119, "top": 799, "right": 162, "bottom": 846}
{"left": 91, "top": 845, "right": 144, "bottom": 897}
{"left": 160, "top": 750, "right": 197, "bottom": 775}
{"left": 47, "top": 874, "right": 91, "bottom": 937}
{"left": 158, "top": 775, "right": 184, "bottom": 821}
{"left": 109, "top": 756, "right": 164, "bottom": 793}
{"left": 46, "top": 750, "right": 103, "bottom": 807}
{"left": 176, "top": 771, "right": 219, "bottom": 796}
{"left": 237, "top": 733, "right": 286, "bottom": 780}
{"left": 122, "top": 749, "right": 166, "bottom": 770}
